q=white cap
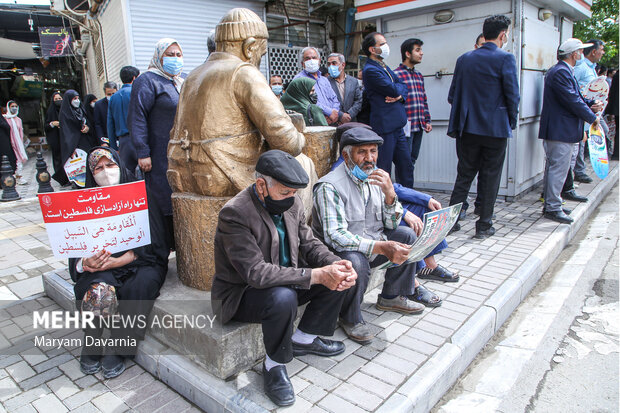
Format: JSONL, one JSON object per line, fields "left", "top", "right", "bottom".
{"left": 558, "top": 38, "right": 593, "bottom": 55}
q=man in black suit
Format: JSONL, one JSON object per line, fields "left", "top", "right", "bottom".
{"left": 94, "top": 81, "right": 117, "bottom": 149}
{"left": 447, "top": 15, "right": 520, "bottom": 239}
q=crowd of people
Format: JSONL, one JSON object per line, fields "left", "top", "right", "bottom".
{"left": 3, "top": 10, "right": 613, "bottom": 405}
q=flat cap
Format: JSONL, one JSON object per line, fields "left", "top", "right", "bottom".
{"left": 256, "top": 150, "right": 309, "bottom": 189}
{"left": 335, "top": 122, "right": 372, "bottom": 143}
{"left": 340, "top": 127, "right": 384, "bottom": 150}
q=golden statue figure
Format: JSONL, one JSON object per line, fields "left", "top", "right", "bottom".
{"left": 168, "top": 8, "right": 305, "bottom": 196}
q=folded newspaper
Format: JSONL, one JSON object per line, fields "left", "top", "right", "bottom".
{"left": 375, "top": 203, "right": 462, "bottom": 270}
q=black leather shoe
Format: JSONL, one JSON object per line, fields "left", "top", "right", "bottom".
{"left": 561, "top": 190, "right": 588, "bottom": 202}
{"left": 543, "top": 207, "right": 572, "bottom": 215}
{"left": 292, "top": 337, "right": 345, "bottom": 357}
{"left": 544, "top": 210, "right": 573, "bottom": 224}
{"left": 263, "top": 364, "right": 295, "bottom": 406}
{"left": 474, "top": 226, "right": 496, "bottom": 239}
{"left": 574, "top": 174, "right": 593, "bottom": 183}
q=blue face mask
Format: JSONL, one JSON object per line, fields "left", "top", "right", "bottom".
{"left": 271, "top": 85, "right": 283, "bottom": 95}
{"left": 162, "top": 56, "right": 183, "bottom": 75}
{"left": 351, "top": 165, "right": 376, "bottom": 181}
{"left": 328, "top": 65, "right": 341, "bottom": 78}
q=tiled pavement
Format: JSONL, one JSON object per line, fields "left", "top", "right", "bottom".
{"left": 0, "top": 149, "right": 616, "bottom": 412}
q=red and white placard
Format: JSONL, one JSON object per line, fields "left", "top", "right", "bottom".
{"left": 38, "top": 181, "right": 151, "bottom": 258}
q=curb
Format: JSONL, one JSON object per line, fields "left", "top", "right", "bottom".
{"left": 377, "top": 164, "right": 619, "bottom": 413}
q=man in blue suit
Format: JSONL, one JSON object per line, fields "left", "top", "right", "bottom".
{"left": 94, "top": 81, "right": 117, "bottom": 150}
{"left": 539, "top": 38, "right": 602, "bottom": 224}
{"left": 447, "top": 15, "right": 520, "bottom": 239}
{"left": 362, "top": 32, "right": 413, "bottom": 188}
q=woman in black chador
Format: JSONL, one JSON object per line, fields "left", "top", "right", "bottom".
{"left": 59, "top": 90, "right": 96, "bottom": 171}
{"left": 70, "top": 147, "right": 169, "bottom": 379}
{"left": 45, "top": 91, "right": 69, "bottom": 185}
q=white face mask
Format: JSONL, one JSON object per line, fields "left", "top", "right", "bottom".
{"left": 90, "top": 102, "right": 96, "bottom": 108}
{"left": 94, "top": 168, "right": 120, "bottom": 187}
{"left": 304, "top": 59, "right": 320, "bottom": 73}
{"left": 381, "top": 44, "right": 391, "bottom": 59}
{"left": 9, "top": 107, "right": 18, "bottom": 115}
{"left": 71, "top": 99, "right": 81, "bottom": 108}
{"left": 501, "top": 32, "right": 509, "bottom": 49}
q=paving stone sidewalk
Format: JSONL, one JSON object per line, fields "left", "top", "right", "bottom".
{"left": 0, "top": 149, "right": 616, "bottom": 412}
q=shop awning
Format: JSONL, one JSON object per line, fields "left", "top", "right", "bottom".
{"left": 0, "top": 37, "right": 37, "bottom": 60}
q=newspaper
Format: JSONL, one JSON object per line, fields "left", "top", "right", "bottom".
{"left": 375, "top": 203, "right": 462, "bottom": 270}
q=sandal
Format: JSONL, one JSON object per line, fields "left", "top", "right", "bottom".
{"left": 408, "top": 285, "right": 442, "bottom": 307}
{"left": 417, "top": 264, "right": 460, "bottom": 283}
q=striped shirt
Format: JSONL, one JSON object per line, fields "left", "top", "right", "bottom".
{"left": 313, "top": 164, "right": 403, "bottom": 258}
{"left": 393, "top": 63, "right": 431, "bottom": 132}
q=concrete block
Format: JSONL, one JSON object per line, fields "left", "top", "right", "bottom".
{"left": 375, "top": 393, "right": 414, "bottom": 413}
{"left": 484, "top": 277, "right": 523, "bottom": 330}
{"left": 450, "top": 307, "right": 496, "bottom": 373}
{"left": 511, "top": 256, "right": 544, "bottom": 300}
{"left": 396, "top": 343, "right": 462, "bottom": 413}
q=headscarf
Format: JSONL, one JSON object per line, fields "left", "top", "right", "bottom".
{"left": 4, "top": 100, "right": 18, "bottom": 118}
{"left": 45, "top": 91, "right": 62, "bottom": 125}
{"left": 85, "top": 146, "right": 134, "bottom": 188}
{"left": 147, "top": 38, "right": 184, "bottom": 93}
{"left": 87, "top": 147, "right": 118, "bottom": 173}
{"left": 83, "top": 94, "right": 97, "bottom": 130}
{"left": 59, "top": 89, "right": 87, "bottom": 164}
{"left": 280, "top": 77, "right": 328, "bottom": 127}
{"left": 2, "top": 100, "right": 27, "bottom": 165}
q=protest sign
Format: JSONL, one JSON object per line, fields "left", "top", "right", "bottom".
{"left": 376, "top": 203, "right": 462, "bottom": 270}
{"left": 38, "top": 181, "right": 151, "bottom": 258}
{"left": 64, "top": 149, "right": 87, "bottom": 188}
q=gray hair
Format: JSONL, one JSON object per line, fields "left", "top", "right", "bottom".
{"left": 103, "top": 81, "right": 117, "bottom": 91}
{"left": 299, "top": 46, "right": 321, "bottom": 68}
{"left": 342, "top": 145, "right": 353, "bottom": 158}
{"left": 255, "top": 172, "right": 274, "bottom": 187}
{"left": 207, "top": 29, "right": 216, "bottom": 54}
{"left": 328, "top": 53, "right": 345, "bottom": 64}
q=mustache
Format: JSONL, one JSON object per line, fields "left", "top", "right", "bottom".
{"left": 361, "top": 162, "right": 376, "bottom": 170}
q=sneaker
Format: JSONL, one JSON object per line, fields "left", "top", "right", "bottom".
{"left": 339, "top": 319, "right": 374, "bottom": 344}
{"left": 376, "top": 295, "right": 424, "bottom": 315}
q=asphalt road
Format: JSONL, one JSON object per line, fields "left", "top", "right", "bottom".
{"left": 433, "top": 183, "right": 619, "bottom": 413}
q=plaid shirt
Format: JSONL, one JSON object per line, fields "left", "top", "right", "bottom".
{"left": 313, "top": 164, "right": 403, "bottom": 258}
{"left": 394, "top": 63, "right": 431, "bottom": 132}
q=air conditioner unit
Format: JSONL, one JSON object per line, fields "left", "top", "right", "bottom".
{"left": 309, "top": 0, "right": 344, "bottom": 13}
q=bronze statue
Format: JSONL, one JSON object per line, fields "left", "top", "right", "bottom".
{"left": 168, "top": 8, "right": 305, "bottom": 196}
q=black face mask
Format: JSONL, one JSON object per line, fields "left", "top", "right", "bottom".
{"left": 262, "top": 186, "right": 295, "bottom": 215}
{"left": 54, "top": 100, "right": 62, "bottom": 107}
{"left": 309, "top": 92, "right": 318, "bottom": 104}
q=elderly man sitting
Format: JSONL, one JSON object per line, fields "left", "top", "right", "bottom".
{"left": 312, "top": 127, "right": 442, "bottom": 344}
{"left": 212, "top": 150, "right": 357, "bottom": 407}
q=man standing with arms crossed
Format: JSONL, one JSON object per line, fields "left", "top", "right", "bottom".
{"left": 447, "top": 15, "right": 520, "bottom": 239}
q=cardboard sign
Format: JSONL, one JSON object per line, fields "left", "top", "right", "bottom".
{"left": 376, "top": 203, "right": 462, "bottom": 270}
{"left": 583, "top": 76, "right": 610, "bottom": 179}
{"left": 38, "top": 181, "right": 151, "bottom": 258}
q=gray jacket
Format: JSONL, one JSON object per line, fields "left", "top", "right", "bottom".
{"left": 328, "top": 75, "right": 363, "bottom": 121}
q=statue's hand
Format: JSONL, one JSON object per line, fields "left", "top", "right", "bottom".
{"left": 138, "top": 157, "right": 152, "bottom": 172}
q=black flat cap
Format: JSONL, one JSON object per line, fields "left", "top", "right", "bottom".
{"left": 340, "top": 127, "right": 384, "bottom": 150}
{"left": 335, "top": 122, "right": 372, "bottom": 143}
{"left": 256, "top": 150, "right": 309, "bottom": 188}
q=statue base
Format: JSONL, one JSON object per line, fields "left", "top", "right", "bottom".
{"left": 171, "top": 193, "right": 231, "bottom": 291}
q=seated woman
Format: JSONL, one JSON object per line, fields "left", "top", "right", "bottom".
{"left": 281, "top": 77, "right": 328, "bottom": 127}
{"left": 70, "top": 147, "right": 169, "bottom": 378}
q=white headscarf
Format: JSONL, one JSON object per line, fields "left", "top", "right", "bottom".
{"left": 4, "top": 100, "right": 18, "bottom": 118}
{"left": 147, "top": 38, "right": 185, "bottom": 93}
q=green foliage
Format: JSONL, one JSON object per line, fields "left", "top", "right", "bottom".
{"left": 574, "top": 0, "right": 619, "bottom": 68}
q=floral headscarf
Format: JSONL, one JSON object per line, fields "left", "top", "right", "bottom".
{"left": 148, "top": 37, "right": 184, "bottom": 93}
{"left": 88, "top": 147, "right": 118, "bottom": 173}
